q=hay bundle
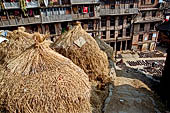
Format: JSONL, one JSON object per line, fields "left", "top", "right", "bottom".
{"left": 0, "top": 33, "right": 91, "bottom": 113}
{"left": 52, "top": 22, "right": 111, "bottom": 83}
{"left": 94, "top": 35, "right": 114, "bottom": 60}
{"left": 0, "top": 27, "right": 34, "bottom": 64}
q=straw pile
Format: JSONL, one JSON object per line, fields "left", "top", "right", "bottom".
{"left": 0, "top": 33, "right": 91, "bottom": 113}
{"left": 0, "top": 27, "right": 35, "bottom": 64}
{"left": 52, "top": 22, "right": 111, "bottom": 83}
{"left": 94, "top": 35, "right": 114, "bottom": 61}
{"left": 90, "top": 85, "right": 109, "bottom": 113}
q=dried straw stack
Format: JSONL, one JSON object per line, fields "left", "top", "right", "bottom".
{"left": 0, "top": 27, "right": 34, "bottom": 64}
{"left": 52, "top": 22, "right": 111, "bottom": 83}
{"left": 0, "top": 33, "right": 91, "bottom": 113}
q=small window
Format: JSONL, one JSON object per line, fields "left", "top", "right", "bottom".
{"left": 110, "top": 42, "right": 115, "bottom": 50}
{"left": 49, "top": 24, "right": 56, "bottom": 34}
{"left": 116, "top": 0, "right": 120, "bottom": 4}
{"left": 126, "top": 28, "right": 130, "bottom": 36}
{"left": 141, "top": 0, "right": 145, "bottom": 5}
{"left": 138, "top": 45, "right": 143, "bottom": 51}
{"left": 150, "top": 23, "right": 155, "bottom": 30}
{"left": 148, "top": 33, "right": 153, "bottom": 40}
{"left": 110, "top": 16, "right": 115, "bottom": 26}
{"left": 88, "top": 21, "right": 93, "bottom": 30}
{"left": 110, "top": 5, "right": 115, "bottom": 9}
{"left": 152, "top": 11, "right": 156, "bottom": 17}
{"left": 138, "top": 35, "right": 143, "bottom": 41}
{"left": 127, "top": 16, "right": 131, "bottom": 24}
{"left": 110, "top": 30, "right": 115, "bottom": 38}
{"left": 140, "top": 24, "right": 144, "bottom": 31}
{"left": 101, "top": 17, "right": 107, "bottom": 27}
{"left": 151, "top": 0, "right": 155, "bottom": 4}
{"left": 119, "top": 16, "right": 123, "bottom": 25}
{"left": 142, "top": 12, "right": 145, "bottom": 17}
{"left": 101, "top": 31, "right": 106, "bottom": 39}
{"left": 118, "top": 30, "right": 123, "bottom": 37}
{"left": 89, "top": 6, "right": 94, "bottom": 13}
{"left": 78, "top": 7, "right": 82, "bottom": 13}
{"left": 130, "top": 4, "right": 134, "bottom": 8}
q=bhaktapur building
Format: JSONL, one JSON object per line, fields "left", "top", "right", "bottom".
{"left": 0, "top": 0, "right": 165, "bottom": 51}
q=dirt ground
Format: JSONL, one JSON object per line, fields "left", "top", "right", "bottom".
{"left": 104, "top": 70, "right": 160, "bottom": 113}
{"left": 104, "top": 50, "right": 168, "bottom": 113}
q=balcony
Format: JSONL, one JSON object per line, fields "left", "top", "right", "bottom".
{"left": 41, "top": 14, "right": 72, "bottom": 23}
{"left": 0, "top": 16, "right": 10, "bottom": 27}
{"left": 26, "top": 1, "right": 39, "bottom": 8}
{"left": 1, "top": 20, "right": 10, "bottom": 26}
{"left": 134, "top": 16, "right": 164, "bottom": 23}
{"left": 3, "top": 2, "right": 20, "bottom": 9}
{"left": 71, "top": 0, "right": 99, "bottom": 4}
{"left": 72, "top": 12, "right": 99, "bottom": 20}
{"left": 15, "top": 17, "right": 23, "bottom": 25}
{"left": 0, "top": 16, "right": 41, "bottom": 27}
{"left": 100, "top": 8, "right": 138, "bottom": 16}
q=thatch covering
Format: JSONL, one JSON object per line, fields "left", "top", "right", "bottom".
{"left": 0, "top": 33, "right": 91, "bottom": 113}
{"left": 0, "top": 27, "right": 36, "bottom": 64}
{"left": 52, "top": 22, "right": 111, "bottom": 83}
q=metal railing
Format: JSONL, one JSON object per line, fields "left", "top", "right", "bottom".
{"left": 3, "top": 1, "right": 39, "bottom": 9}
{"left": 100, "top": 8, "right": 138, "bottom": 15}
{"left": 0, "top": 16, "right": 41, "bottom": 27}
{"left": 3, "top": 2, "right": 20, "bottom": 9}
{"left": 71, "top": 0, "right": 99, "bottom": 4}
{"left": 72, "top": 13, "right": 95, "bottom": 19}
{"left": 134, "top": 16, "right": 164, "bottom": 23}
{"left": 26, "top": 1, "right": 39, "bottom": 8}
{"left": 41, "top": 14, "right": 72, "bottom": 23}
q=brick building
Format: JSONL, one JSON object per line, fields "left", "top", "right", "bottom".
{"left": 0, "top": 0, "right": 165, "bottom": 51}
{"left": 99, "top": 0, "right": 138, "bottom": 51}
{"left": 132, "top": 0, "right": 164, "bottom": 51}
{"left": 0, "top": 0, "right": 100, "bottom": 40}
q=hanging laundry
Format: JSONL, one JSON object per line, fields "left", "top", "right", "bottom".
{"left": 0, "top": 30, "right": 8, "bottom": 37}
{"left": 78, "top": 7, "right": 82, "bottom": 13}
{"left": 44, "top": 0, "right": 48, "bottom": 7}
{"left": 0, "top": 37, "right": 8, "bottom": 43}
{"left": 28, "top": 9, "right": 33, "bottom": 16}
{"left": 83, "top": 7, "right": 88, "bottom": 13}
{"left": 52, "top": 0, "right": 57, "bottom": 3}
{"left": 14, "top": 10, "right": 20, "bottom": 16}
{"left": 165, "top": 16, "right": 170, "bottom": 21}
{"left": 73, "top": 7, "right": 78, "bottom": 14}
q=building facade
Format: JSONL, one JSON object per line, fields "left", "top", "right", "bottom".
{"left": 0, "top": 0, "right": 165, "bottom": 51}
{"left": 132, "top": 0, "right": 164, "bottom": 51}
{"left": 99, "top": 0, "right": 138, "bottom": 51}
{"left": 0, "top": 0, "right": 100, "bottom": 41}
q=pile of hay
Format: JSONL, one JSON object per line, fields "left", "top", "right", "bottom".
{"left": 90, "top": 85, "right": 109, "bottom": 113}
{"left": 94, "top": 35, "right": 114, "bottom": 61}
{"left": 52, "top": 22, "right": 111, "bottom": 83}
{"left": 0, "top": 27, "right": 35, "bottom": 64}
{"left": 0, "top": 33, "right": 91, "bottom": 113}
